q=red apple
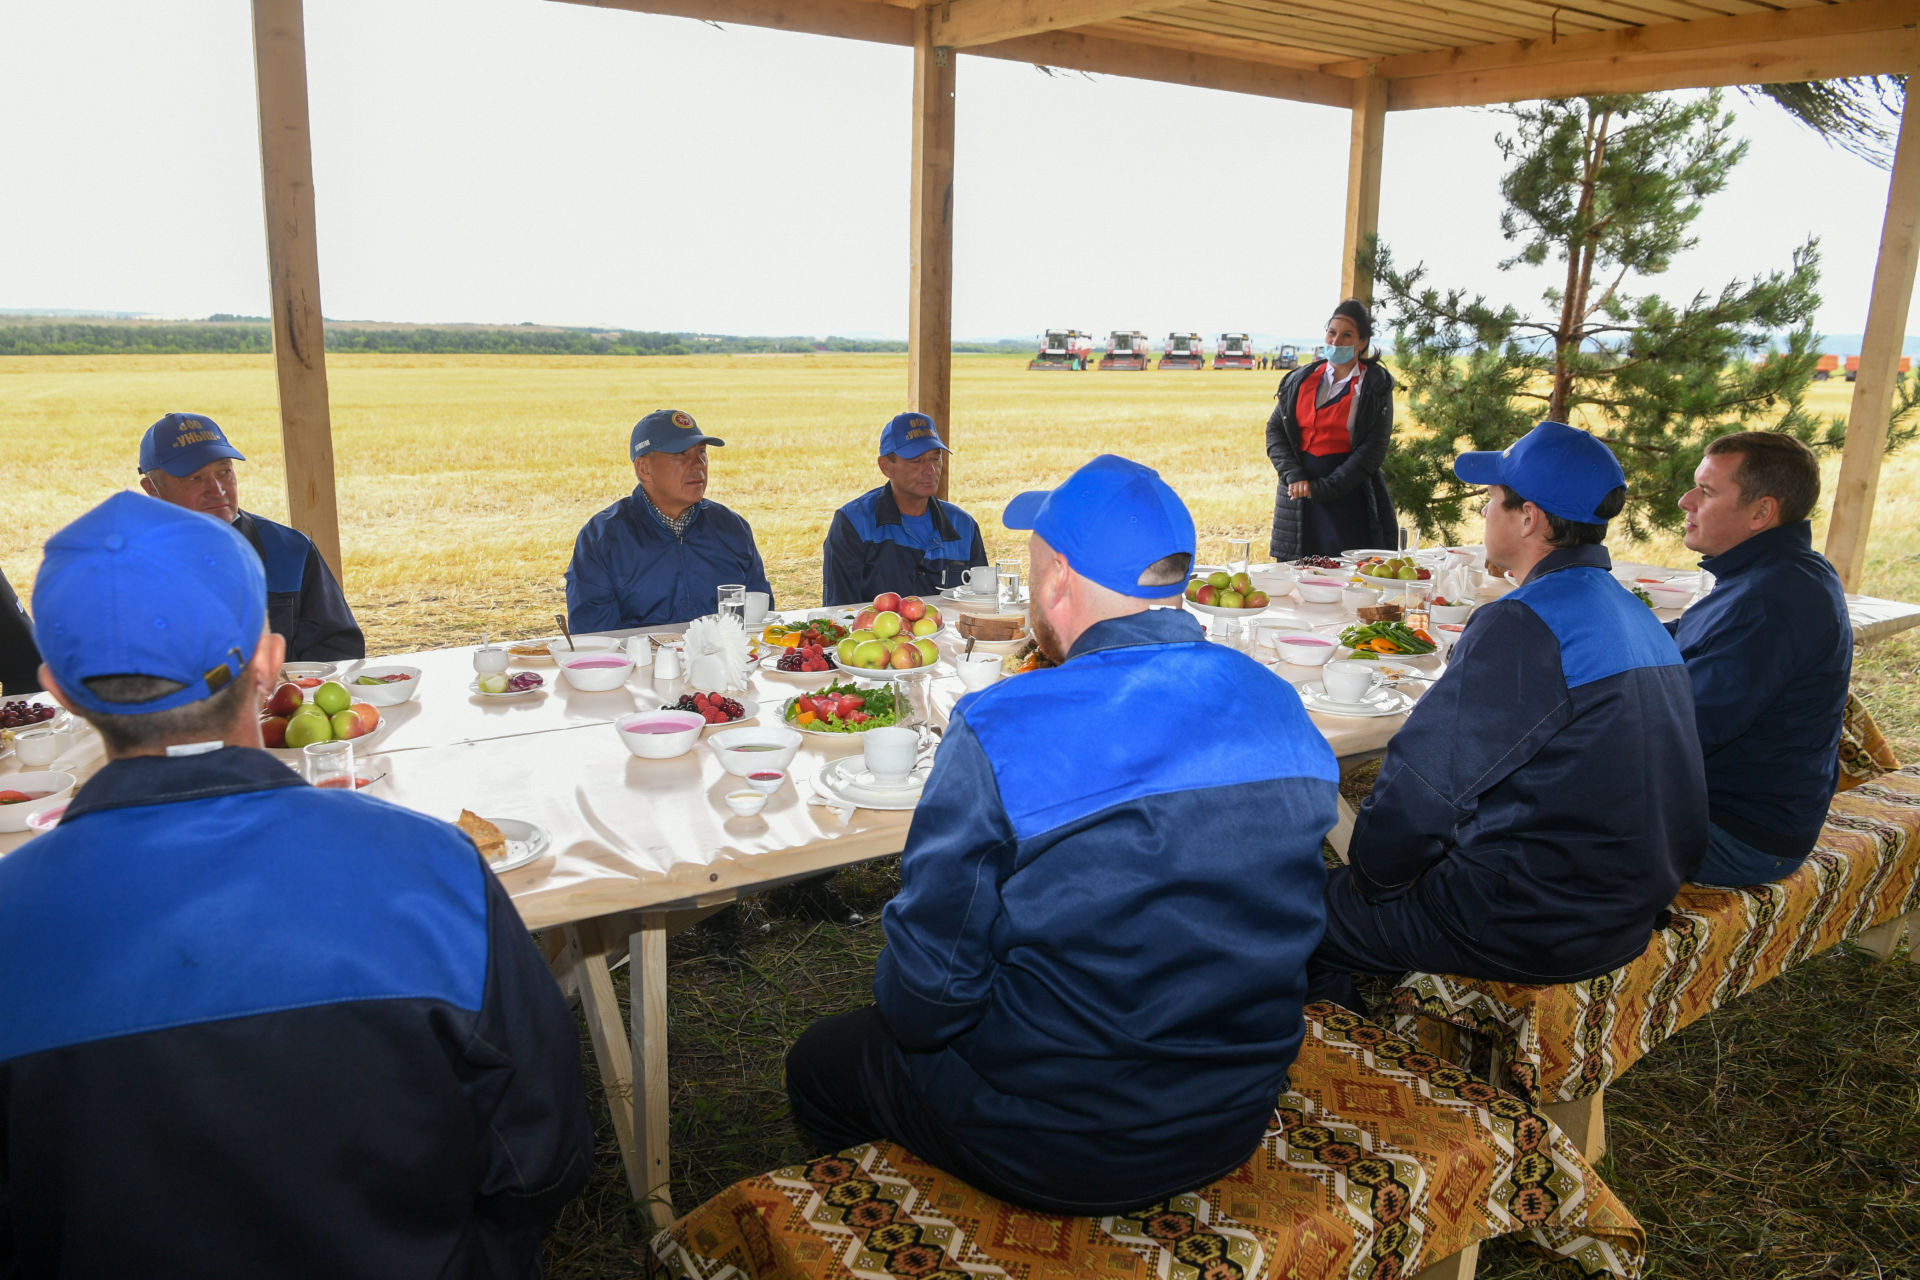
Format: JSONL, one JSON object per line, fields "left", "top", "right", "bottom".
{"left": 264, "top": 682, "right": 304, "bottom": 717}
{"left": 854, "top": 608, "right": 878, "bottom": 631}
{"left": 898, "top": 596, "right": 927, "bottom": 622}
{"left": 873, "top": 592, "right": 903, "bottom": 614}
{"left": 1185, "top": 578, "right": 1204, "bottom": 601}
{"left": 1245, "top": 590, "right": 1270, "bottom": 608}
{"left": 350, "top": 702, "right": 381, "bottom": 735}
{"left": 259, "top": 714, "right": 289, "bottom": 748}
{"left": 330, "top": 709, "right": 367, "bottom": 740}
{"left": 1195, "top": 584, "right": 1217, "bottom": 605}
{"left": 888, "top": 641, "right": 921, "bottom": 669}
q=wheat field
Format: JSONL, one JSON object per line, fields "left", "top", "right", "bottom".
{"left": 4, "top": 353, "right": 1918, "bottom": 660}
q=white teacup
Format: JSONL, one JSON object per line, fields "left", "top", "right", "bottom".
{"left": 862, "top": 726, "right": 920, "bottom": 785}
{"left": 743, "top": 591, "right": 771, "bottom": 627}
{"left": 13, "top": 725, "right": 67, "bottom": 768}
{"left": 964, "top": 565, "right": 996, "bottom": 594}
{"left": 1323, "top": 660, "right": 1381, "bottom": 704}
{"left": 472, "top": 646, "right": 508, "bottom": 674}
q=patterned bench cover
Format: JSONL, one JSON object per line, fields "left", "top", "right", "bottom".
{"left": 1381, "top": 766, "right": 1920, "bottom": 1105}
{"left": 652, "top": 1005, "right": 1644, "bottom": 1280}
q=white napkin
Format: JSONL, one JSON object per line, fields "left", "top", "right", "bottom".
{"left": 681, "top": 614, "right": 752, "bottom": 691}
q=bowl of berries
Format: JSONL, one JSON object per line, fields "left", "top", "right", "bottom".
{"left": 1, "top": 697, "right": 61, "bottom": 744}
{"left": 662, "top": 691, "right": 757, "bottom": 731}
{"left": 763, "top": 642, "right": 835, "bottom": 679}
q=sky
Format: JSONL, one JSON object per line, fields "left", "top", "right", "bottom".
{"left": 3, "top": 0, "right": 1913, "bottom": 344}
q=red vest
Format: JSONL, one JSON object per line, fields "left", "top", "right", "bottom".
{"left": 1295, "top": 370, "right": 1357, "bottom": 456}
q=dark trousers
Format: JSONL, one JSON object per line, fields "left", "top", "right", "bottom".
{"left": 786, "top": 1006, "right": 1131, "bottom": 1216}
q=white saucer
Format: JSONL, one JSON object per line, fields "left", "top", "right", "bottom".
{"left": 823, "top": 757, "right": 931, "bottom": 794}
{"left": 487, "top": 818, "right": 550, "bottom": 873}
{"left": 816, "top": 757, "right": 929, "bottom": 810}
{"left": 1298, "top": 682, "right": 1415, "bottom": 718}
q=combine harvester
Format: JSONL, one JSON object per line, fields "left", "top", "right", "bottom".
{"left": 1213, "top": 333, "right": 1256, "bottom": 369}
{"left": 1159, "top": 333, "right": 1206, "bottom": 370}
{"left": 1029, "top": 329, "right": 1092, "bottom": 371}
{"left": 1099, "top": 331, "right": 1151, "bottom": 370}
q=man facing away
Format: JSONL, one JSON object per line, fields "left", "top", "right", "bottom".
{"left": 787, "top": 454, "right": 1340, "bottom": 1214}
{"left": 138, "top": 412, "right": 365, "bottom": 662}
{"left": 1672, "top": 430, "right": 1852, "bottom": 886}
{"left": 567, "top": 408, "right": 773, "bottom": 630}
{"left": 0, "top": 492, "right": 592, "bottom": 1279}
{"left": 1308, "top": 421, "right": 1709, "bottom": 1010}
{"left": 821, "top": 412, "right": 987, "bottom": 606}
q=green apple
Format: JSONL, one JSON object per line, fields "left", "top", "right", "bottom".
{"left": 911, "top": 616, "right": 939, "bottom": 637}
{"left": 1218, "top": 589, "right": 1246, "bottom": 609}
{"left": 1206, "top": 571, "right": 1231, "bottom": 589}
{"left": 285, "top": 712, "right": 333, "bottom": 748}
{"left": 313, "top": 680, "right": 351, "bottom": 715}
{"left": 851, "top": 640, "right": 889, "bottom": 669}
{"left": 872, "top": 610, "right": 903, "bottom": 639}
{"left": 835, "top": 637, "right": 862, "bottom": 664}
{"left": 1185, "top": 578, "right": 1204, "bottom": 601}
{"left": 1230, "top": 572, "right": 1252, "bottom": 594}
{"left": 913, "top": 637, "right": 939, "bottom": 666}
{"left": 1397, "top": 566, "right": 1419, "bottom": 580}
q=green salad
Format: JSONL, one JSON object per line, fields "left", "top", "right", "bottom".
{"left": 783, "top": 680, "right": 903, "bottom": 733}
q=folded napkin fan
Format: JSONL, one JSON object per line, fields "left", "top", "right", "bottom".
{"left": 682, "top": 614, "right": 753, "bottom": 692}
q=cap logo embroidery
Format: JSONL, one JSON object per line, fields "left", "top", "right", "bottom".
{"left": 671, "top": 411, "right": 694, "bottom": 430}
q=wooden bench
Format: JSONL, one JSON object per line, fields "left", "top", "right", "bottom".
{"left": 1380, "top": 765, "right": 1920, "bottom": 1162}
{"left": 649, "top": 1004, "right": 1645, "bottom": 1280}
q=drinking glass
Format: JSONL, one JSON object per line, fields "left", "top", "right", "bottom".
{"left": 1226, "top": 538, "right": 1251, "bottom": 575}
{"left": 996, "top": 559, "right": 1022, "bottom": 606}
{"left": 717, "top": 583, "right": 746, "bottom": 626}
{"left": 304, "top": 739, "right": 356, "bottom": 789}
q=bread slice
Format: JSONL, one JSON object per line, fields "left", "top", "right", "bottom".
{"left": 457, "top": 809, "right": 508, "bottom": 863}
{"left": 1357, "top": 603, "right": 1404, "bottom": 623}
{"left": 958, "top": 612, "right": 1026, "bottom": 643}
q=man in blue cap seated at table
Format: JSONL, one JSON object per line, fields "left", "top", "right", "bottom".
{"left": 1307, "top": 421, "right": 1708, "bottom": 1012}
{"left": 567, "top": 408, "right": 774, "bottom": 630}
{"left": 0, "top": 492, "right": 593, "bottom": 1277}
{"left": 138, "top": 411, "right": 365, "bottom": 663}
{"left": 1670, "top": 431, "right": 1852, "bottom": 886}
{"left": 786, "top": 454, "right": 1341, "bottom": 1214}
{"left": 821, "top": 411, "right": 988, "bottom": 606}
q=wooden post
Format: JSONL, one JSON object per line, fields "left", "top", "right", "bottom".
{"left": 1826, "top": 71, "right": 1920, "bottom": 592}
{"left": 909, "top": 9, "right": 957, "bottom": 499}
{"left": 1340, "top": 67, "right": 1387, "bottom": 305}
{"left": 251, "top": 0, "right": 343, "bottom": 580}
{"left": 630, "top": 916, "right": 674, "bottom": 1226}
{"left": 1543, "top": 1090, "right": 1607, "bottom": 1164}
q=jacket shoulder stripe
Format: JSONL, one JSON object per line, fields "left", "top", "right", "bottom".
{"left": 1510, "top": 567, "right": 1683, "bottom": 689}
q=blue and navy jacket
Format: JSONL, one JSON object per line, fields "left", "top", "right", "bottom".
{"left": 875, "top": 608, "right": 1339, "bottom": 1212}
{"left": 0, "top": 749, "right": 593, "bottom": 1279}
{"left": 1349, "top": 545, "right": 1709, "bottom": 981}
{"left": 566, "top": 487, "right": 773, "bottom": 630}
{"left": 232, "top": 510, "right": 365, "bottom": 662}
{"left": 821, "top": 484, "right": 988, "bottom": 607}
{"left": 1669, "top": 522, "right": 1851, "bottom": 860}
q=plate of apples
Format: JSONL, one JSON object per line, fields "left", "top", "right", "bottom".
{"left": 828, "top": 591, "right": 949, "bottom": 679}
{"left": 259, "top": 677, "right": 393, "bottom": 756}
{"left": 1183, "top": 570, "right": 1276, "bottom": 618}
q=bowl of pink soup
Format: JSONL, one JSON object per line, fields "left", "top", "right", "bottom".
{"left": 1271, "top": 633, "right": 1339, "bottom": 667}
{"left": 560, "top": 652, "right": 637, "bottom": 692}
{"left": 616, "top": 710, "right": 707, "bottom": 759}
{"left": 0, "top": 771, "right": 77, "bottom": 834}
{"left": 1294, "top": 577, "right": 1347, "bottom": 604}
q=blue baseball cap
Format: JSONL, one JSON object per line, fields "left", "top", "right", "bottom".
{"left": 880, "top": 412, "right": 949, "bottom": 460}
{"left": 33, "top": 492, "right": 267, "bottom": 717}
{"left": 138, "top": 412, "right": 247, "bottom": 478}
{"left": 1003, "top": 454, "right": 1195, "bottom": 599}
{"left": 631, "top": 409, "right": 724, "bottom": 459}
{"left": 1454, "top": 420, "right": 1627, "bottom": 523}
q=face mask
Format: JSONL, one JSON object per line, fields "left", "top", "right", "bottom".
{"left": 1321, "top": 343, "right": 1357, "bottom": 365}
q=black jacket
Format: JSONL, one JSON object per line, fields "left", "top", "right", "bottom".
{"left": 1265, "top": 359, "right": 1398, "bottom": 559}
{"left": 0, "top": 564, "right": 40, "bottom": 695}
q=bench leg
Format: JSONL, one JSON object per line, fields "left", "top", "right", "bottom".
{"left": 1411, "top": 1240, "right": 1479, "bottom": 1280}
{"left": 1543, "top": 1090, "right": 1606, "bottom": 1163}
{"left": 1853, "top": 911, "right": 1912, "bottom": 962}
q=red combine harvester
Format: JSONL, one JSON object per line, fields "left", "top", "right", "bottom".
{"left": 1213, "top": 333, "right": 1256, "bottom": 369}
{"left": 1029, "top": 329, "right": 1092, "bottom": 371}
{"left": 1099, "top": 330, "right": 1150, "bottom": 370}
{"left": 1159, "top": 332, "right": 1206, "bottom": 370}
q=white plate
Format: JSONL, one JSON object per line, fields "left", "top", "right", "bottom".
{"left": 759, "top": 652, "right": 837, "bottom": 680}
{"left": 1185, "top": 599, "right": 1273, "bottom": 619}
{"left": 777, "top": 692, "right": 909, "bottom": 737}
{"left": 813, "top": 760, "right": 925, "bottom": 811}
{"left": 829, "top": 654, "right": 948, "bottom": 682}
{"left": 486, "top": 818, "right": 550, "bottom": 874}
{"left": 267, "top": 712, "right": 396, "bottom": 759}
{"left": 940, "top": 585, "right": 1029, "bottom": 607}
{"left": 505, "top": 639, "right": 561, "bottom": 664}
{"left": 820, "top": 756, "right": 932, "bottom": 795}
{"left": 469, "top": 676, "right": 548, "bottom": 700}
{"left": 657, "top": 696, "right": 759, "bottom": 730}
{"left": 1297, "top": 682, "right": 1415, "bottom": 718}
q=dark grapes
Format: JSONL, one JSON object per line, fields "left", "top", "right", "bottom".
{"left": 0, "top": 701, "right": 56, "bottom": 730}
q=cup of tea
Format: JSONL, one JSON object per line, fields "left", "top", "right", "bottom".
{"left": 743, "top": 591, "right": 771, "bottom": 627}
{"left": 12, "top": 725, "right": 67, "bottom": 768}
{"left": 1323, "top": 660, "right": 1381, "bottom": 704}
{"left": 862, "top": 726, "right": 920, "bottom": 785}
{"left": 964, "top": 565, "right": 996, "bottom": 594}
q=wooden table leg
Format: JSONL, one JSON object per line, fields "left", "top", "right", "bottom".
{"left": 565, "top": 925, "right": 644, "bottom": 1199}
{"left": 631, "top": 915, "right": 674, "bottom": 1227}
{"left": 1411, "top": 1240, "right": 1478, "bottom": 1279}
{"left": 1543, "top": 1090, "right": 1606, "bottom": 1163}
{"left": 1853, "top": 910, "right": 1912, "bottom": 962}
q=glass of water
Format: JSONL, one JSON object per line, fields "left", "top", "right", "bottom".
{"left": 717, "top": 583, "right": 746, "bottom": 626}
{"left": 996, "top": 559, "right": 1022, "bottom": 606}
{"left": 1226, "top": 537, "right": 1251, "bottom": 575}
{"left": 304, "top": 739, "right": 356, "bottom": 790}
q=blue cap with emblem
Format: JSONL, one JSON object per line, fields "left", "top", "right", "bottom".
{"left": 1453, "top": 420, "right": 1628, "bottom": 523}
{"left": 138, "top": 412, "right": 247, "bottom": 478}
{"left": 1002, "top": 454, "right": 1195, "bottom": 599}
{"left": 631, "top": 409, "right": 725, "bottom": 459}
{"left": 32, "top": 491, "right": 267, "bottom": 716}
{"left": 879, "top": 412, "right": 950, "bottom": 460}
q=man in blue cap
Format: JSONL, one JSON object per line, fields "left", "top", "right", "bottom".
{"left": 820, "top": 411, "right": 988, "bottom": 606}
{"left": 1, "top": 492, "right": 592, "bottom": 1276}
{"left": 567, "top": 408, "right": 773, "bottom": 630}
{"left": 1308, "top": 421, "right": 1708, "bottom": 1010}
{"left": 786, "top": 454, "right": 1340, "bottom": 1214}
{"left": 138, "top": 411, "right": 365, "bottom": 662}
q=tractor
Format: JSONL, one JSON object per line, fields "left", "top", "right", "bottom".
{"left": 1213, "top": 333, "right": 1256, "bottom": 369}
{"left": 1029, "top": 329, "right": 1093, "bottom": 371}
{"left": 1099, "top": 330, "right": 1150, "bottom": 370}
{"left": 1274, "top": 344, "right": 1300, "bottom": 370}
{"left": 1158, "top": 332, "right": 1206, "bottom": 370}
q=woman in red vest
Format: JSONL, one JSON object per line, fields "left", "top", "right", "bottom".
{"left": 1265, "top": 299, "right": 1399, "bottom": 559}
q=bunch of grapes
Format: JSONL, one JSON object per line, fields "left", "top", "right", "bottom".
{"left": 0, "top": 701, "right": 56, "bottom": 731}
{"left": 673, "top": 692, "right": 745, "bottom": 724}
{"left": 777, "top": 644, "right": 832, "bottom": 673}
{"left": 1296, "top": 555, "right": 1344, "bottom": 570}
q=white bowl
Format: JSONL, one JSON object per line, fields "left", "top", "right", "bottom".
{"left": 742, "top": 770, "right": 786, "bottom": 795}
{"left": 346, "top": 665, "right": 423, "bottom": 706}
{"left": 955, "top": 653, "right": 1003, "bottom": 690}
{"left": 546, "top": 635, "right": 621, "bottom": 662}
{"left": 558, "top": 652, "right": 637, "bottom": 692}
{"left": 709, "top": 726, "right": 804, "bottom": 777}
{"left": 722, "top": 789, "right": 769, "bottom": 818}
{"left": 280, "top": 661, "right": 336, "bottom": 686}
{"left": 1273, "top": 633, "right": 1339, "bottom": 667}
{"left": 24, "top": 800, "right": 68, "bottom": 834}
{"left": 1430, "top": 602, "right": 1474, "bottom": 626}
{"left": 1435, "top": 623, "right": 1467, "bottom": 651}
{"left": 1645, "top": 584, "right": 1693, "bottom": 610}
{"left": 1259, "top": 570, "right": 1298, "bottom": 597}
{"left": 615, "top": 710, "right": 706, "bottom": 759}
{"left": 0, "top": 771, "right": 77, "bottom": 833}
{"left": 1340, "top": 586, "right": 1379, "bottom": 610}
{"left": 1295, "top": 577, "right": 1346, "bottom": 604}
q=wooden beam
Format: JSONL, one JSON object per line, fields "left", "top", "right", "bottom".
{"left": 1387, "top": 27, "right": 1920, "bottom": 111}
{"left": 250, "top": 0, "right": 342, "bottom": 582}
{"left": 1324, "top": 0, "right": 1918, "bottom": 82}
{"left": 1340, "top": 69, "right": 1385, "bottom": 304}
{"left": 908, "top": 7, "right": 957, "bottom": 500}
{"left": 933, "top": 0, "right": 1166, "bottom": 49}
{"left": 1826, "top": 72, "right": 1920, "bottom": 593}
{"left": 554, "top": 0, "right": 912, "bottom": 45}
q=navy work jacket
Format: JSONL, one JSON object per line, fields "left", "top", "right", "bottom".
{"left": 821, "top": 484, "right": 987, "bottom": 607}
{"left": 0, "top": 749, "right": 594, "bottom": 1279}
{"left": 233, "top": 510, "right": 365, "bottom": 662}
{"left": 875, "top": 608, "right": 1340, "bottom": 1212}
{"left": 1349, "top": 545, "right": 1709, "bottom": 981}
{"left": 566, "top": 487, "right": 773, "bottom": 630}
{"left": 1669, "top": 521, "right": 1851, "bottom": 859}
